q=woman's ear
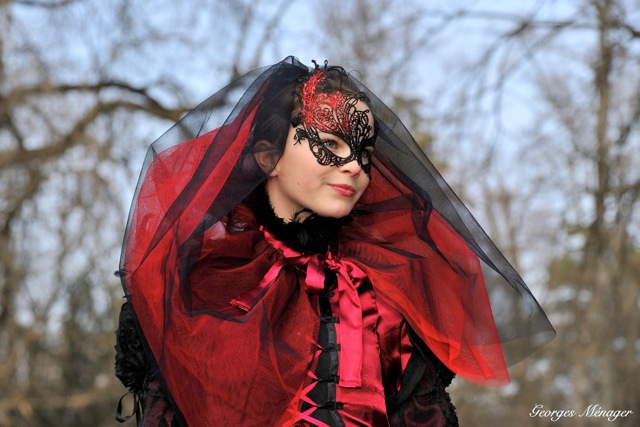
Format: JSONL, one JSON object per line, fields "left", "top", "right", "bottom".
{"left": 254, "top": 140, "right": 278, "bottom": 175}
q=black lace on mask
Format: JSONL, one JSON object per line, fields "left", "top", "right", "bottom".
{"left": 292, "top": 68, "right": 377, "bottom": 177}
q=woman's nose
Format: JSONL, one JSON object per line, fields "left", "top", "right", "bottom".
{"left": 338, "top": 158, "right": 362, "bottom": 176}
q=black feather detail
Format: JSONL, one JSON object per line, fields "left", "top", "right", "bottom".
{"left": 248, "top": 184, "right": 347, "bottom": 254}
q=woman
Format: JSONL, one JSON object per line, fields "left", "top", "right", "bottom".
{"left": 115, "top": 57, "right": 554, "bottom": 426}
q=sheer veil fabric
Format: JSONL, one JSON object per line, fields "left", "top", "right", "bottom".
{"left": 119, "top": 56, "right": 554, "bottom": 426}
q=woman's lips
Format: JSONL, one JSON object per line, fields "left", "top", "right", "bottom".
{"left": 330, "top": 184, "right": 356, "bottom": 197}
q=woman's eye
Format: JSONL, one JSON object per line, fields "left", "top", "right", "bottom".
{"left": 322, "top": 140, "right": 338, "bottom": 149}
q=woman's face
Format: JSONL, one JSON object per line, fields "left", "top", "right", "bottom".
{"left": 266, "top": 100, "right": 375, "bottom": 221}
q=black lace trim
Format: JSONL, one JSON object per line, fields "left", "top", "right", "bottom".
{"left": 115, "top": 302, "right": 180, "bottom": 426}
{"left": 386, "top": 328, "right": 459, "bottom": 426}
{"left": 115, "top": 301, "right": 153, "bottom": 395}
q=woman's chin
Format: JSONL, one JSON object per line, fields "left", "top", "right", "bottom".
{"left": 313, "top": 206, "right": 354, "bottom": 219}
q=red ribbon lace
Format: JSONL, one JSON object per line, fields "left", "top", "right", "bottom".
{"left": 230, "top": 227, "right": 366, "bottom": 388}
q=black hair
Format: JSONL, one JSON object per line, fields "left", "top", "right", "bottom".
{"left": 249, "top": 63, "right": 366, "bottom": 173}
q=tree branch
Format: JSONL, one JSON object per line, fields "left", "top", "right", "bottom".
{"left": 0, "top": 99, "right": 182, "bottom": 168}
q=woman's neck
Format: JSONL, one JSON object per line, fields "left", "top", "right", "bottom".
{"left": 249, "top": 184, "right": 346, "bottom": 254}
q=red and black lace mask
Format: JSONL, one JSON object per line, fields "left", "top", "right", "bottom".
{"left": 292, "top": 71, "right": 377, "bottom": 176}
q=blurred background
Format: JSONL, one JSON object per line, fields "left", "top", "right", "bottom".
{"left": 1, "top": 0, "right": 638, "bottom": 426}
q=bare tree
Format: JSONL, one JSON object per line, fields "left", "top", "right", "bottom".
{"left": 4, "top": 0, "right": 637, "bottom": 425}
{"left": 431, "top": 1, "right": 640, "bottom": 425}
{"left": 0, "top": 0, "right": 296, "bottom": 425}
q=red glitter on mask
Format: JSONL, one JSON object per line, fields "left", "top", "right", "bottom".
{"left": 300, "top": 72, "right": 351, "bottom": 134}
